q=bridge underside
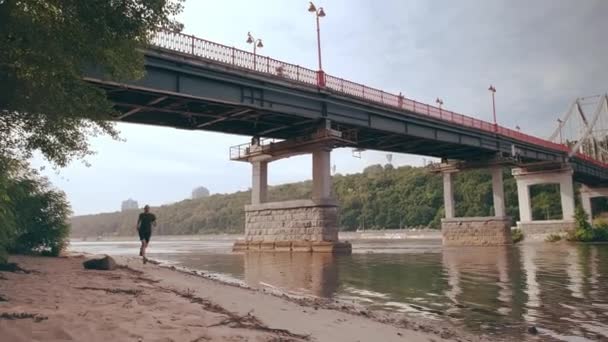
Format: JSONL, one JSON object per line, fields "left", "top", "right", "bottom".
{"left": 93, "top": 75, "right": 608, "bottom": 186}
{"left": 96, "top": 80, "right": 498, "bottom": 160}
{"left": 86, "top": 48, "right": 587, "bottom": 167}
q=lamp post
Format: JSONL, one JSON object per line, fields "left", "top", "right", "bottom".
{"left": 436, "top": 98, "right": 444, "bottom": 116}
{"left": 308, "top": 2, "right": 326, "bottom": 87}
{"left": 488, "top": 85, "right": 497, "bottom": 132}
{"left": 246, "top": 32, "right": 263, "bottom": 70}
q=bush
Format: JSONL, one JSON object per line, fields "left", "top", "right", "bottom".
{"left": 511, "top": 228, "right": 524, "bottom": 244}
{"left": 10, "top": 179, "right": 71, "bottom": 256}
{"left": 593, "top": 221, "right": 608, "bottom": 241}
{"left": 0, "top": 159, "right": 71, "bottom": 261}
{"left": 567, "top": 206, "right": 608, "bottom": 242}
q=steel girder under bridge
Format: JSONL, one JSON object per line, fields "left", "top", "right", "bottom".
{"left": 84, "top": 31, "right": 608, "bottom": 185}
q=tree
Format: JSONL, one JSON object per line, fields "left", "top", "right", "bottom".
{"left": 0, "top": 0, "right": 184, "bottom": 166}
{"left": 0, "top": 157, "right": 20, "bottom": 263}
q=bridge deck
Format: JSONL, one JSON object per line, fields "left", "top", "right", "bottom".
{"left": 84, "top": 31, "right": 608, "bottom": 185}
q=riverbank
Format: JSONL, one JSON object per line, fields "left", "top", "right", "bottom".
{"left": 0, "top": 254, "right": 483, "bottom": 342}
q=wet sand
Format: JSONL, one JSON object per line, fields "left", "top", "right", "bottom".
{"left": 0, "top": 254, "right": 486, "bottom": 342}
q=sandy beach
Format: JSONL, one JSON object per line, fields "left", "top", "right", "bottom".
{"left": 0, "top": 254, "right": 486, "bottom": 342}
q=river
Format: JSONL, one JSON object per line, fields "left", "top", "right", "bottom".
{"left": 70, "top": 238, "right": 608, "bottom": 341}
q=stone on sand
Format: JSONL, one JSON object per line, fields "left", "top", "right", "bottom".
{"left": 83, "top": 255, "right": 116, "bottom": 271}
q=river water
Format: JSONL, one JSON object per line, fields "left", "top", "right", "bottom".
{"left": 70, "top": 238, "right": 608, "bottom": 341}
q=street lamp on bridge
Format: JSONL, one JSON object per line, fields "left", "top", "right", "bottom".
{"left": 308, "top": 2, "right": 326, "bottom": 87}
{"left": 488, "top": 85, "right": 497, "bottom": 132}
{"left": 246, "top": 32, "right": 264, "bottom": 70}
{"left": 436, "top": 98, "right": 444, "bottom": 117}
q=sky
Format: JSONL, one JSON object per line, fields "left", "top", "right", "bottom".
{"left": 33, "top": 0, "right": 608, "bottom": 215}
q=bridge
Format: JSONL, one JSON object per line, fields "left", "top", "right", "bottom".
{"left": 85, "top": 31, "right": 608, "bottom": 250}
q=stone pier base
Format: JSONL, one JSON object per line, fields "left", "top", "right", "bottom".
{"left": 233, "top": 240, "right": 352, "bottom": 253}
{"left": 441, "top": 217, "right": 512, "bottom": 246}
{"left": 233, "top": 199, "right": 352, "bottom": 254}
{"left": 516, "top": 220, "right": 575, "bottom": 240}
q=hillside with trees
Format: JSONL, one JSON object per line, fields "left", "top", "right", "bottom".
{"left": 70, "top": 164, "right": 577, "bottom": 238}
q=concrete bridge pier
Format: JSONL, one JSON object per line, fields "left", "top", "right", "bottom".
{"left": 439, "top": 164, "right": 512, "bottom": 246}
{"left": 233, "top": 128, "right": 352, "bottom": 253}
{"left": 512, "top": 166, "right": 575, "bottom": 237}
{"left": 251, "top": 160, "right": 268, "bottom": 205}
{"left": 580, "top": 185, "right": 608, "bottom": 223}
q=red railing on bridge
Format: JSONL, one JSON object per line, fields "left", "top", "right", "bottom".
{"left": 150, "top": 31, "right": 608, "bottom": 169}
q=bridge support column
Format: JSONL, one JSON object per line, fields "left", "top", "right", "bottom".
{"left": 440, "top": 166, "right": 511, "bottom": 246}
{"left": 233, "top": 141, "right": 351, "bottom": 254}
{"left": 580, "top": 185, "right": 608, "bottom": 223}
{"left": 491, "top": 166, "right": 506, "bottom": 217}
{"left": 443, "top": 171, "right": 456, "bottom": 219}
{"left": 251, "top": 160, "right": 268, "bottom": 205}
{"left": 312, "top": 148, "right": 332, "bottom": 201}
{"left": 512, "top": 167, "right": 575, "bottom": 238}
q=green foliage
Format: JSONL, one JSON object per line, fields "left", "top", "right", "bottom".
{"left": 0, "top": 157, "right": 19, "bottom": 263}
{"left": 531, "top": 184, "right": 562, "bottom": 220}
{"left": 511, "top": 229, "right": 524, "bottom": 244}
{"left": 0, "top": 0, "right": 183, "bottom": 167}
{"left": 9, "top": 178, "right": 71, "bottom": 256}
{"left": 0, "top": 158, "right": 72, "bottom": 260}
{"left": 545, "top": 234, "right": 562, "bottom": 242}
{"left": 567, "top": 206, "right": 608, "bottom": 242}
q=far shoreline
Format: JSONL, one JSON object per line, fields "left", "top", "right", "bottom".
{"left": 69, "top": 228, "right": 443, "bottom": 242}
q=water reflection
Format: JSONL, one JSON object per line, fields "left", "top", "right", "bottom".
{"left": 442, "top": 249, "right": 462, "bottom": 313}
{"left": 521, "top": 243, "right": 540, "bottom": 325}
{"left": 70, "top": 240, "right": 608, "bottom": 340}
{"left": 441, "top": 247, "right": 518, "bottom": 335}
{"left": 243, "top": 252, "right": 338, "bottom": 298}
{"left": 566, "top": 247, "right": 584, "bottom": 299}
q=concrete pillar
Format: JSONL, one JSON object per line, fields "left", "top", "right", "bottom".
{"left": 579, "top": 185, "right": 608, "bottom": 222}
{"left": 251, "top": 161, "right": 268, "bottom": 205}
{"left": 559, "top": 174, "right": 575, "bottom": 221}
{"left": 512, "top": 167, "right": 576, "bottom": 238}
{"left": 443, "top": 171, "right": 455, "bottom": 219}
{"left": 581, "top": 191, "right": 593, "bottom": 221}
{"left": 440, "top": 167, "right": 511, "bottom": 246}
{"left": 491, "top": 167, "right": 506, "bottom": 217}
{"left": 312, "top": 149, "right": 332, "bottom": 200}
{"left": 515, "top": 176, "right": 532, "bottom": 222}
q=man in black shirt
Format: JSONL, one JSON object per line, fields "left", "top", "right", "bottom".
{"left": 137, "top": 205, "right": 156, "bottom": 263}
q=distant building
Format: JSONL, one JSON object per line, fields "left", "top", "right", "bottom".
{"left": 121, "top": 198, "right": 139, "bottom": 211}
{"left": 192, "top": 186, "right": 210, "bottom": 199}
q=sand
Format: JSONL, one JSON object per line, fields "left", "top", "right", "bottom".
{"left": 0, "top": 255, "right": 484, "bottom": 342}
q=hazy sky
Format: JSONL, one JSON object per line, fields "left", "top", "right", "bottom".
{"left": 33, "top": 0, "right": 608, "bottom": 215}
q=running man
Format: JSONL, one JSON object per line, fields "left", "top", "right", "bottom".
{"left": 136, "top": 205, "right": 156, "bottom": 263}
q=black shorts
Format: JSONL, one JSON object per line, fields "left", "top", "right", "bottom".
{"left": 138, "top": 229, "right": 151, "bottom": 243}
